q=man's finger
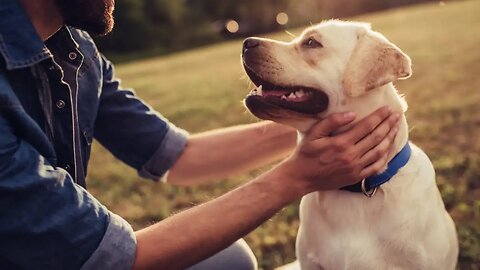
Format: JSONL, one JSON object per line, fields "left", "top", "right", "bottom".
{"left": 342, "top": 107, "right": 394, "bottom": 144}
{"left": 359, "top": 126, "right": 397, "bottom": 167}
{"left": 359, "top": 151, "right": 390, "bottom": 179}
{"left": 355, "top": 113, "right": 399, "bottom": 156}
{"left": 305, "top": 112, "right": 356, "bottom": 140}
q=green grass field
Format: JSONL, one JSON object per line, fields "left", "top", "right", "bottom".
{"left": 89, "top": 1, "right": 480, "bottom": 269}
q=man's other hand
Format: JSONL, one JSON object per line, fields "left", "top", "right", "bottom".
{"left": 280, "top": 106, "right": 400, "bottom": 194}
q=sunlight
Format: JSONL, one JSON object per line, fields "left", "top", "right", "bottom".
{"left": 276, "top": 12, "right": 289, "bottom": 25}
{"left": 225, "top": 20, "right": 239, "bottom": 33}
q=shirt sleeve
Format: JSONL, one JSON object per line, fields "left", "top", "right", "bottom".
{"left": 94, "top": 55, "right": 188, "bottom": 181}
{"left": 0, "top": 115, "right": 136, "bottom": 270}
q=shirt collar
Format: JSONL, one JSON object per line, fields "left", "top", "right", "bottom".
{"left": 0, "top": 0, "right": 52, "bottom": 70}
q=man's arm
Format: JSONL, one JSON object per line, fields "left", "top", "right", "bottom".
{"left": 166, "top": 121, "right": 297, "bottom": 185}
{"left": 95, "top": 54, "right": 297, "bottom": 185}
{"left": 133, "top": 108, "right": 400, "bottom": 269}
{"left": 135, "top": 163, "right": 299, "bottom": 270}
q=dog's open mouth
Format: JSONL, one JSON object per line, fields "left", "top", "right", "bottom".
{"left": 244, "top": 66, "right": 329, "bottom": 115}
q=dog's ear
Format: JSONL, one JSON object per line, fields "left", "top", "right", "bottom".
{"left": 342, "top": 30, "right": 412, "bottom": 97}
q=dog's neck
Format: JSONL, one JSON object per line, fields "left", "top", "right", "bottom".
{"left": 339, "top": 83, "right": 409, "bottom": 161}
{"left": 296, "top": 83, "right": 409, "bottom": 163}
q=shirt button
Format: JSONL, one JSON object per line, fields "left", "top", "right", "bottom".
{"left": 68, "top": 52, "right": 77, "bottom": 60}
{"left": 64, "top": 164, "right": 71, "bottom": 170}
{"left": 56, "top": 100, "right": 66, "bottom": 109}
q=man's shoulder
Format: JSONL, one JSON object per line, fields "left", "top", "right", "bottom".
{"left": 68, "top": 27, "right": 103, "bottom": 58}
{"left": 68, "top": 27, "right": 95, "bottom": 43}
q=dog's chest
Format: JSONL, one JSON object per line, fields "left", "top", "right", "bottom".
{"left": 297, "top": 193, "right": 429, "bottom": 269}
{"left": 296, "top": 145, "right": 440, "bottom": 269}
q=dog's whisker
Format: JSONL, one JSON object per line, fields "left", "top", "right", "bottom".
{"left": 285, "top": 30, "right": 296, "bottom": 39}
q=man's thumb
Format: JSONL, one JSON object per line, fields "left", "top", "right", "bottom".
{"left": 306, "top": 112, "right": 356, "bottom": 140}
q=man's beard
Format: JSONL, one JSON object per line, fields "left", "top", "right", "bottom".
{"left": 54, "top": 0, "right": 115, "bottom": 36}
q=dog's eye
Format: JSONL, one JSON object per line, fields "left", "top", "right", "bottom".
{"left": 302, "top": 37, "right": 323, "bottom": 48}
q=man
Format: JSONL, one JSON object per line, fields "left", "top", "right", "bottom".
{"left": 0, "top": 0, "right": 399, "bottom": 269}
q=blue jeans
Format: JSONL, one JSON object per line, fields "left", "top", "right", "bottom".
{"left": 188, "top": 239, "right": 257, "bottom": 270}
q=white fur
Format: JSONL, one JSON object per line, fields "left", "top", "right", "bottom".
{"left": 296, "top": 143, "right": 458, "bottom": 270}
{"left": 245, "top": 20, "right": 458, "bottom": 270}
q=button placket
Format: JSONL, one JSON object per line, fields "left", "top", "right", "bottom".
{"left": 43, "top": 28, "right": 85, "bottom": 185}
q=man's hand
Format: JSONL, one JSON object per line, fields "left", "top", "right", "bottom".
{"left": 280, "top": 106, "right": 400, "bottom": 194}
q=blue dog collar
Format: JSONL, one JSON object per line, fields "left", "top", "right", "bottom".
{"left": 341, "top": 142, "right": 412, "bottom": 195}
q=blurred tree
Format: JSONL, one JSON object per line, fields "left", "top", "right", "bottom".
{"left": 93, "top": 0, "right": 442, "bottom": 57}
{"left": 95, "top": 0, "right": 151, "bottom": 52}
{"left": 95, "top": 0, "right": 219, "bottom": 53}
{"left": 144, "top": 0, "right": 186, "bottom": 25}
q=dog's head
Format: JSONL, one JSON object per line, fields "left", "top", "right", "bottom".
{"left": 242, "top": 20, "right": 411, "bottom": 132}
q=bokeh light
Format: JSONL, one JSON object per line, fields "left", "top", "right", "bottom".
{"left": 225, "top": 20, "right": 239, "bottom": 33}
{"left": 276, "top": 12, "right": 289, "bottom": 25}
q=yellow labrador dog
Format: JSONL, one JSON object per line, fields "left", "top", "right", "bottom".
{"left": 241, "top": 20, "right": 458, "bottom": 270}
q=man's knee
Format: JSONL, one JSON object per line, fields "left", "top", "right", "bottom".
{"left": 226, "top": 239, "right": 257, "bottom": 270}
{"left": 188, "top": 239, "right": 257, "bottom": 270}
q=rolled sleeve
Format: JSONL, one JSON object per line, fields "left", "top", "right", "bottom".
{"left": 81, "top": 213, "right": 137, "bottom": 270}
{"left": 139, "top": 124, "right": 189, "bottom": 182}
{"left": 94, "top": 55, "right": 189, "bottom": 179}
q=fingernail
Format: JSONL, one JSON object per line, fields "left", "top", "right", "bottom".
{"left": 343, "top": 112, "right": 356, "bottom": 121}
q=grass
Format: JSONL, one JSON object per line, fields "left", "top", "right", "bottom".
{"left": 87, "top": 1, "right": 480, "bottom": 269}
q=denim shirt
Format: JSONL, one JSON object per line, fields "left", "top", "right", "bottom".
{"left": 0, "top": 0, "right": 189, "bottom": 269}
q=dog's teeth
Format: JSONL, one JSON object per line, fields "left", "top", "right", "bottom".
{"left": 296, "top": 90, "right": 305, "bottom": 97}
{"left": 288, "top": 93, "right": 296, "bottom": 99}
{"left": 281, "top": 95, "right": 287, "bottom": 100}
{"left": 250, "top": 85, "right": 263, "bottom": 96}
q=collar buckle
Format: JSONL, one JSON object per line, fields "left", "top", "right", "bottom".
{"left": 361, "top": 178, "right": 378, "bottom": 198}
{"left": 340, "top": 142, "right": 412, "bottom": 195}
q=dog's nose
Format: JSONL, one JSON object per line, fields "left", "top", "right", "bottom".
{"left": 243, "top": 38, "right": 260, "bottom": 52}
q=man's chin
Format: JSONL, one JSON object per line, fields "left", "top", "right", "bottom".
{"left": 89, "top": 20, "right": 114, "bottom": 36}
{"left": 66, "top": 16, "right": 114, "bottom": 36}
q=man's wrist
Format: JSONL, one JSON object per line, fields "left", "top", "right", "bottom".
{"left": 256, "top": 163, "right": 308, "bottom": 204}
